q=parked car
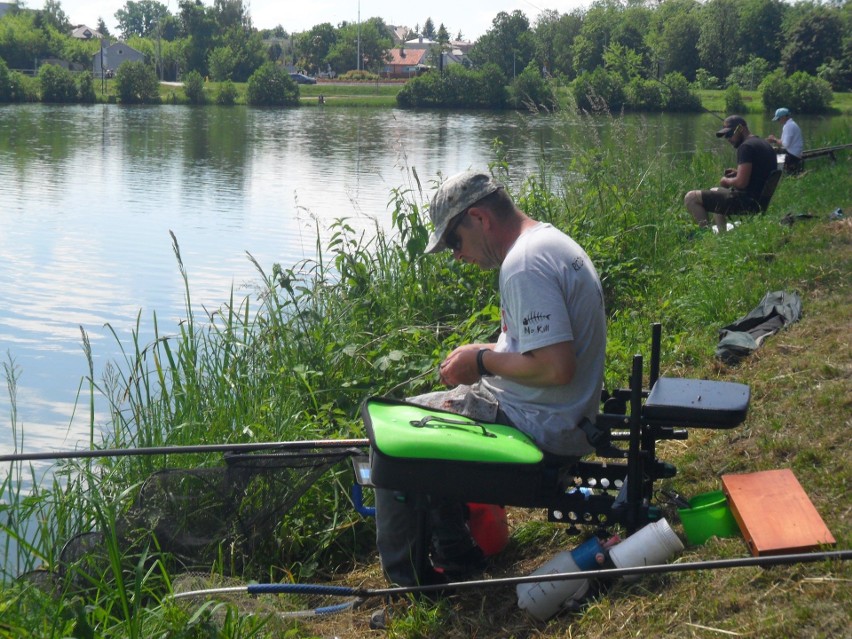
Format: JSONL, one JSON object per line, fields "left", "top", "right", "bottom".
{"left": 289, "top": 73, "right": 317, "bottom": 85}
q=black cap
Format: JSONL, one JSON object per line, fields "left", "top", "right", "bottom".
{"left": 716, "top": 115, "right": 747, "bottom": 138}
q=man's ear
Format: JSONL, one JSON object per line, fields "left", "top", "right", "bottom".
{"left": 467, "top": 206, "right": 490, "bottom": 229}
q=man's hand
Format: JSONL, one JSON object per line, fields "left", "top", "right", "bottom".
{"left": 438, "top": 344, "right": 488, "bottom": 387}
{"left": 724, "top": 168, "right": 737, "bottom": 178}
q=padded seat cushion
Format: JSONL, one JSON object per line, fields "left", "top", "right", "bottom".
{"left": 643, "top": 378, "right": 750, "bottom": 428}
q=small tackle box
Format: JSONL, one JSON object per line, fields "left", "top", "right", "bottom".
{"left": 362, "top": 397, "right": 545, "bottom": 504}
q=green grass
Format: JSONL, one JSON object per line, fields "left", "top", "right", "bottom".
{"left": 1, "top": 111, "right": 849, "bottom": 637}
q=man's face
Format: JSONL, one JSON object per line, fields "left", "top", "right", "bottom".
{"left": 726, "top": 124, "right": 744, "bottom": 149}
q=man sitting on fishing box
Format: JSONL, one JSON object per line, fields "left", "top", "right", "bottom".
{"left": 684, "top": 115, "right": 777, "bottom": 234}
{"left": 374, "top": 170, "right": 607, "bottom": 589}
{"left": 767, "top": 107, "right": 804, "bottom": 175}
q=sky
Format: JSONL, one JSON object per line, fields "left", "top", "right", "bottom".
{"left": 48, "top": 0, "right": 592, "bottom": 42}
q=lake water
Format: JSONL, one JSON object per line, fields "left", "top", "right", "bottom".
{"left": 0, "top": 104, "right": 841, "bottom": 460}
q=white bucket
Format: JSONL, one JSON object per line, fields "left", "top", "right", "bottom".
{"left": 608, "top": 518, "right": 684, "bottom": 580}
{"left": 516, "top": 551, "right": 590, "bottom": 621}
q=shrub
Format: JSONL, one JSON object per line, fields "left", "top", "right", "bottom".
{"left": 786, "top": 71, "right": 833, "bottom": 113}
{"left": 0, "top": 58, "right": 12, "bottom": 102}
{"left": 77, "top": 71, "right": 96, "bottom": 103}
{"left": 694, "top": 68, "right": 720, "bottom": 90}
{"left": 183, "top": 70, "right": 206, "bottom": 104}
{"left": 510, "top": 61, "right": 557, "bottom": 111}
{"left": 572, "top": 67, "right": 624, "bottom": 113}
{"left": 396, "top": 64, "right": 508, "bottom": 109}
{"left": 660, "top": 72, "right": 703, "bottom": 112}
{"left": 625, "top": 77, "right": 665, "bottom": 111}
{"left": 246, "top": 62, "right": 299, "bottom": 106}
{"left": 338, "top": 69, "right": 380, "bottom": 81}
{"left": 724, "top": 84, "right": 747, "bottom": 114}
{"left": 114, "top": 61, "right": 161, "bottom": 104}
{"left": 759, "top": 69, "right": 834, "bottom": 114}
{"left": 38, "top": 64, "right": 77, "bottom": 103}
{"left": 216, "top": 79, "right": 238, "bottom": 105}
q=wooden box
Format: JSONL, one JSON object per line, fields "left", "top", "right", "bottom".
{"left": 721, "top": 469, "right": 835, "bottom": 556}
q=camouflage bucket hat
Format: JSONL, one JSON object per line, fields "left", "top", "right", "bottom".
{"left": 425, "top": 170, "right": 502, "bottom": 253}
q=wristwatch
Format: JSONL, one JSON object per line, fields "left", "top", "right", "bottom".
{"left": 477, "top": 348, "right": 493, "bottom": 377}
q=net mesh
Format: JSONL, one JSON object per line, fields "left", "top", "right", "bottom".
{"left": 125, "top": 447, "right": 362, "bottom": 571}
{"left": 19, "top": 446, "right": 364, "bottom": 589}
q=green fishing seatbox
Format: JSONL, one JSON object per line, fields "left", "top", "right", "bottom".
{"left": 362, "top": 397, "right": 546, "bottom": 504}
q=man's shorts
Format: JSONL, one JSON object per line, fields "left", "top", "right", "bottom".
{"left": 701, "top": 187, "right": 761, "bottom": 216}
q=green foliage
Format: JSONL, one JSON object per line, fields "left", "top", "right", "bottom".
{"left": 694, "top": 68, "right": 721, "bottom": 90}
{"left": 78, "top": 71, "right": 96, "bottom": 103}
{"left": 114, "top": 60, "right": 161, "bottom": 104}
{"left": 207, "top": 45, "right": 235, "bottom": 81}
{"left": 469, "top": 10, "right": 536, "bottom": 81}
{"left": 759, "top": 68, "right": 833, "bottom": 114}
{"left": 215, "top": 79, "right": 238, "bottom": 105}
{"left": 183, "top": 69, "right": 206, "bottom": 104}
{"left": 727, "top": 56, "right": 771, "bottom": 91}
{"left": 625, "top": 77, "right": 666, "bottom": 111}
{"left": 572, "top": 67, "right": 624, "bottom": 113}
{"left": 660, "top": 72, "right": 703, "bottom": 112}
{"left": 37, "top": 63, "right": 77, "bottom": 103}
{"left": 0, "top": 59, "right": 38, "bottom": 103}
{"left": 246, "top": 61, "right": 298, "bottom": 106}
{"left": 509, "top": 61, "right": 557, "bottom": 111}
{"left": 724, "top": 84, "right": 747, "bottom": 114}
{"left": 337, "top": 69, "right": 380, "bottom": 82}
{"left": 397, "top": 64, "right": 508, "bottom": 109}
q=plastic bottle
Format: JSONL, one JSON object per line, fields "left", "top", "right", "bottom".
{"left": 517, "top": 537, "right": 604, "bottom": 621}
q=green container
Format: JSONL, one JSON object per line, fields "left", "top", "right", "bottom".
{"left": 678, "top": 490, "right": 741, "bottom": 546}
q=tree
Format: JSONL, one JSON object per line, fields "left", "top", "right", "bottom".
{"left": 219, "top": 23, "right": 266, "bottom": 81}
{"left": 178, "top": 0, "right": 217, "bottom": 75}
{"left": 534, "top": 9, "right": 583, "bottom": 79}
{"left": 510, "top": 61, "right": 557, "bottom": 111}
{"left": 697, "top": 0, "right": 742, "bottom": 81}
{"left": 781, "top": 7, "right": 845, "bottom": 76}
{"left": 115, "top": 0, "right": 170, "bottom": 39}
{"left": 295, "top": 23, "right": 337, "bottom": 74}
{"left": 246, "top": 61, "right": 298, "bottom": 106}
{"left": 40, "top": 0, "right": 70, "bottom": 33}
{"left": 470, "top": 10, "right": 535, "bottom": 79}
{"left": 422, "top": 17, "right": 435, "bottom": 39}
{"left": 727, "top": 56, "right": 771, "bottom": 90}
{"left": 736, "top": 0, "right": 786, "bottom": 67}
{"left": 96, "top": 17, "right": 111, "bottom": 37}
{"left": 208, "top": 45, "right": 235, "bottom": 80}
{"left": 0, "top": 11, "right": 50, "bottom": 69}
{"left": 325, "top": 18, "right": 391, "bottom": 75}
{"left": 646, "top": 0, "right": 701, "bottom": 81}
{"left": 114, "top": 59, "right": 160, "bottom": 103}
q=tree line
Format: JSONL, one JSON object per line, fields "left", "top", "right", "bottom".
{"left": 0, "top": 0, "right": 848, "bottom": 110}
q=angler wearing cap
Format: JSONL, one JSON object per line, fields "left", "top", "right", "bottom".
{"left": 684, "top": 115, "right": 777, "bottom": 233}
{"left": 767, "top": 107, "right": 804, "bottom": 174}
{"left": 374, "top": 170, "right": 607, "bottom": 588}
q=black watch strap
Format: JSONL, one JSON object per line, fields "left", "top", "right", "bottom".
{"left": 477, "top": 348, "right": 493, "bottom": 377}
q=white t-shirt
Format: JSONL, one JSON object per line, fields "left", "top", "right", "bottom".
{"left": 481, "top": 223, "right": 606, "bottom": 456}
{"left": 781, "top": 119, "right": 804, "bottom": 159}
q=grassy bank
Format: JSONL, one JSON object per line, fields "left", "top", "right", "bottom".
{"left": 1, "top": 112, "right": 850, "bottom": 637}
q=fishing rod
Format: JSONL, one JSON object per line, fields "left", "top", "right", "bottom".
{"left": 0, "top": 438, "right": 370, "bottom": 463}
{"left": 170, "top": 550, "right": 852, "bottom": 615}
